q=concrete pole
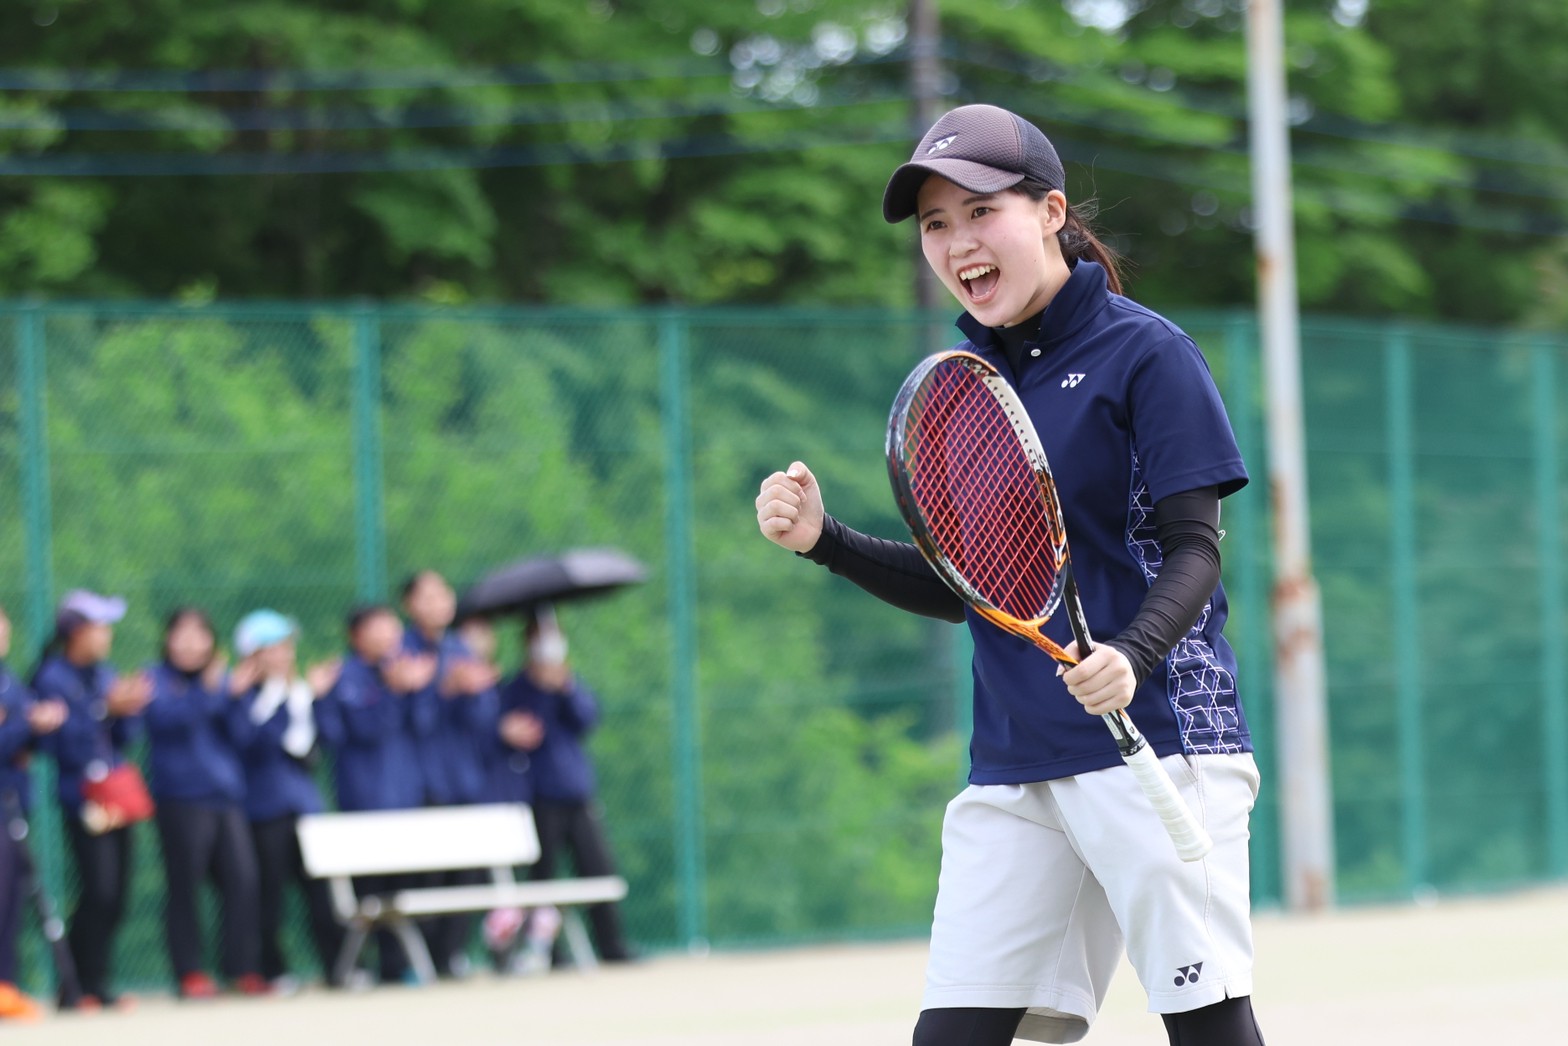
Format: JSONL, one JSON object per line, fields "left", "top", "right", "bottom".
{"left": 1246, "top": 0, "right": 1335, "bottom": 910}
{"left": 909, "top": 0, "right": 942, "bottom": 323}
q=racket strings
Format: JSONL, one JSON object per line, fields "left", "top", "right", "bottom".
{"left": 900, "top": 365, "right": 1064, "bottom": 619}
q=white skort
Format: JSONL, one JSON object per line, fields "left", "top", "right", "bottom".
{"left": 922, "top": 752, "right": 1261, "bottom": 1043}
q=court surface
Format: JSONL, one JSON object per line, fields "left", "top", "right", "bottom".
{"left": 10, "top": 884, "right": 1565, "bottom": 1044}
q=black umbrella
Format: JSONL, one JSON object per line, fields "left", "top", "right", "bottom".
{"left": 456, "top": 547, "right": 649, "bottom": 619}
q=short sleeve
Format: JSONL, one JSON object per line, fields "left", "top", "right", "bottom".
{"left": 1126, "top": 335, "right": 1249, "bottom": 503}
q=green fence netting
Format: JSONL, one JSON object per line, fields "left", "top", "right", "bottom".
{"left": 0, "top": 301, "right": 1565, "bottom": 996}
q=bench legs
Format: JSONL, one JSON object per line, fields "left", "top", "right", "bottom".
{"left": 333, "top": 923, "right": 371, "bottom": 988}
{"left": 388, "top": 914, "right": 440, "bottom": 984}
{"left": 558, "top": 908, "right": 599, "bottom": 972}
{"left": 332, "top": 916, "right": 439, "bottom": 986}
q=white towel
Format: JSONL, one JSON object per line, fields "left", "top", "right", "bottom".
{"left": 250, "top": 677, "right": 317, "bottom": 758}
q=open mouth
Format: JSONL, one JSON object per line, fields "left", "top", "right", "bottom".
{"left": 958, "top": 263, "right": 1000, "bottom": 304}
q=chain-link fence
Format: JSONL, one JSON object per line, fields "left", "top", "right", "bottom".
{"left": 1, "top": 301, "right": 1565, "bottom": 996}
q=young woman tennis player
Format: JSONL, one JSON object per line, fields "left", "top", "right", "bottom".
{"left": 756, "top": 105, "right": 1265, "bottom": 1046}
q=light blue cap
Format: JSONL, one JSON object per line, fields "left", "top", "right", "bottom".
{"left": 234, "top": 609, "right": 297, "bottom": 657}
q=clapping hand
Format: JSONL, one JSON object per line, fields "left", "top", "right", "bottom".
{"left": 385, "top": 652, "right": 438, "bottom": 694}
{"left": 106, "top": 673, "right": 153, "bottom": 717}
{"left": 202, "top": 652, "right": 231, "bottom": 693}
{"left": 226, "top": 654, "right": 264, "bottom": 697}
{"left": 306, "top": 657, "right": 342, "bottom": 698}
{"left": 499, "top": 710, "right": 545, "bottom": 751}
{"left": 26, "top": 698, "right": 68, "bottom": 735}
{"left": 441, "top": 658, "right": 501, "bottom": 698}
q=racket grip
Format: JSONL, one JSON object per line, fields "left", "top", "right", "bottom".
{"left": 1121, "top": 742, "right": 1214, "bottom": 862}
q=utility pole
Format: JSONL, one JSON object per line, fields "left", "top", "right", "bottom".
{"left": 1246, "top": 0, "right": 1335, "bottom": 911}
{"left": 909, "top": 0, "right": 942, "bottom": 326}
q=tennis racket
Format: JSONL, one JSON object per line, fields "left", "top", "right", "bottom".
{"left": 886, "top": 350, "right": 1213, "bottom": 862}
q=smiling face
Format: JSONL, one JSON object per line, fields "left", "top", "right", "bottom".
{"left": 165, "top": 613, "right": 216, "bottom": 673}
{"left": 352, "top": 609, "right": 404, "bottom": 663}
{"left": 403, "top": 572, "right": 456, "bottom": 637}
{"left": 916, "top": 176, "right": 1071, "bottom": 328}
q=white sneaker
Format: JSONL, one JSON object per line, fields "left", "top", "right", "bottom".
{"left": 269, "top": 975, "right": 302, "bottom": 998}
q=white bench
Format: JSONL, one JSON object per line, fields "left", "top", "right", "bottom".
{"left": 297, "top": 803, "right": 628, "bottom": 985}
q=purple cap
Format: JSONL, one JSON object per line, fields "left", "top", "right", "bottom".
{"left": 55, "top": 589, "right": 127, "bottom": 631}
{"left": 882, "top": 104, "right": 1067, "bottom": 224}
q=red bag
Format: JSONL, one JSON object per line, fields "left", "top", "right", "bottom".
{"left": 81, "top": 764, "right": 155, "bottom": 834}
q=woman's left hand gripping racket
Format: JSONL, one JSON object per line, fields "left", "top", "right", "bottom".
{"left": 886, "top": 350, "right": 1213, "bottom": 862}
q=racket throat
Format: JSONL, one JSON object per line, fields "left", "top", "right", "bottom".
{"left": 1103, "top": 710, "right": 1146, "bottom": 758}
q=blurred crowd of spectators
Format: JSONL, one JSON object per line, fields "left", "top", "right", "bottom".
{"left": 0, "top": 570, "right": 632, "bottom": 1023}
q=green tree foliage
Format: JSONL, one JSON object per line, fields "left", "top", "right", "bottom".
{"left": 3, "top": 2, "right": 1565, "bottom": 323}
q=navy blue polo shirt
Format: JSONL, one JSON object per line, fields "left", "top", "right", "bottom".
{"left": 951, "top": 260, "right": 1251, "bottom": 784}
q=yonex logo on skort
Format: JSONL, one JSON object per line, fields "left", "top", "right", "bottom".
{"left": 1173, "top": 962, "right": 1203, "bottom": 987}
{"left": 1061, "top": 373, "right": 1086, "bottom": 388}
{"left": 927, "top": 135, "right": 958, "bottom": 155}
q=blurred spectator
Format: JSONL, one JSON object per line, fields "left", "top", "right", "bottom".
{"left": 484, "top": 614, "right": 543, "bottom": 809}
{"left": 507, "top": 609, "right": 634, "bottom": 965}
{"left": 32, "top": 589, "right": 150, "bottom": 1011}
{"left": 0, "top": 604, "right": 65, "bottom": 1022}
{"left": 316, "top": 604, "right": 436, "bottom": 983}
{"left": 468, "top": 614, "right": 550, "bottom": 972}
{"left": 400, "top": 572, "right": 501, "bottom": 978}
{"left": 231, "top": 610, "right": 346, "bottom": 994}
{"left": 402, "top": 572, "right": 499, "bottom": 809}
{"left": 143, "top": 608, "right": 267, "bottom": 999}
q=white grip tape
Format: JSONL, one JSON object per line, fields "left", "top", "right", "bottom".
{"left": 1122, "top": 744, "right": 1213, "bottom": 862}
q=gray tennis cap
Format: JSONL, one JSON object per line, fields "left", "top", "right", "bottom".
{"left": 882, "top": 104, "right": 1066, "bottom": 224}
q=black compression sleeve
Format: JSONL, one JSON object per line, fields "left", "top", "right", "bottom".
{"left": 799, "top": 515, "right": 967, "bottom": 623}
{"left": 1104, "top": 486, "right": 1223, "bottom": 688}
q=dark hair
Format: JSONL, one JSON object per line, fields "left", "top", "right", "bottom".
{"left": 346, "top": 603, "right": 396, "bottom": 635}
{"left": 399, "top": 569, "right": 444, "bottom": 602}
{"left": 1012, "top": 178, "right": 1125, "bottom": 296}
{"left": 161, "top": 606, "right": 217, "bottom": 669}
{"left": 29, "top": 608, "right": 91, "bottom": 684}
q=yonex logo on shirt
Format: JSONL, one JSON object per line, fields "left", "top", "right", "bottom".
{"left": 1061, "top": 373, "right": 1086, "bottom": 388}
{"left": 1174, "top": 961, "right": 1204, "bottom": 986}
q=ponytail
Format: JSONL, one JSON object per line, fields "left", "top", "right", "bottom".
{"left": 1058, "top": 207, "right": 1125, "bottom": 296}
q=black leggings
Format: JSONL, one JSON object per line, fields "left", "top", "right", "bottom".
{"left": 155, "top": 801, "right": 262, "bottom": 980}
{"left": 251, "top": 815, "right": 343, "bottom": 982}
{"left": 911, "top": 998, "right": 1266, "bottom": 1046}
{"left": 0, "top": 820, "right": 21, "bottom": 985}
{"left": 1162, "top": 996, "right": 1267, "bottom": 1044}
{"left": 64, "top": 818, "right": 133, "bottom": 1001}
{"left": 911, "top": 1007, "right": 1025, "bottom": 1045}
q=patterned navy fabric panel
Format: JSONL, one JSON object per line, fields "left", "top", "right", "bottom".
{"left": 1125, "top": 453, "right": 1248, "bottom": 755}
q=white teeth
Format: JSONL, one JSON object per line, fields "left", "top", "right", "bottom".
{"left": 958, "top": 264, "right": 996, "bottom": 281}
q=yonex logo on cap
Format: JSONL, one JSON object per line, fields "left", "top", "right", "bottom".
{"left": 927, "top": 135, "right": 958, "bottom": 155}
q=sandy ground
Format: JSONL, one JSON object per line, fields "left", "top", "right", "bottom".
{"left": 8, "top": 884, "right": 1567, "bottom": 1044}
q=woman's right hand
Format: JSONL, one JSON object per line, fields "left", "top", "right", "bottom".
{"left": 756, "top": 460, "right": 824, "bottom": 554}
{"left": 106, "top": 672, "right": 153, "bottom": 717}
